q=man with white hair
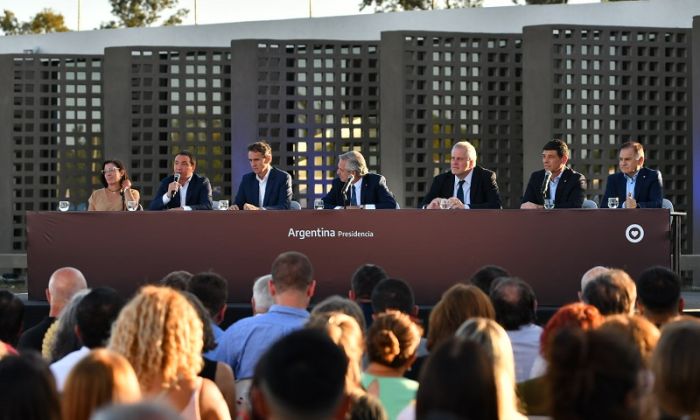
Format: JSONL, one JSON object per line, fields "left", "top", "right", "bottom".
{"left": 421, "top": 141, "right": 502, "bottom": 209}
{"left": 322, "top": 151, "right": 397, "bottom": 209}
{"left": 17, "top": 267, "right": 88, "bottom": 352}
{"left": 579, "top": 266, "right": 610, "bottom": 301}
{"left": 252, "top": 274, "right": 274, "bottom": 315}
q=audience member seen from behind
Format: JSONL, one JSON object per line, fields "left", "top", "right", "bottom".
{"left": 188, "top": 272, "right": 229, "bottom": 349}
{"left": 600, "top": 315, "right": 660, "bottom": 367}
{"left": 0, "top": 352, "right": 61, "bottom": 420}
{"left": 312, "top": 295, "right": 367, "bottom": 334}
{"left": 363, "top": 311, "right": 422, "bottom": 420}
{"left": 251, "top": 274, "right": 274, "bottom": 315}
{"left": 414, "top": 337, "right": 498, "bottom": 420}
{"left": 307, "top": 312, "right": 386, "bottom": 420}
{"left": 159, "top": 270, "right": 193, "bottom": 291}
{"left": 581, "top": 269, "right": 636, "bottom": 316}
{"left": 250, "top": 329, "right": 350, "bottom": 420}
{"left": 651, "top": 319, "right": 700, "bottom": 420}
{"left": 427, "top": 284, "right": 495, "bottom": 351}
{"left": 456, "top": 318, "right": 526, "bottom": 420}
{"left": 600, "top": 141, "right": 663, "bottom": 209}
{"left": 518, "top": 303, "right": 605, "bottom": 416}
{"left": 51, "top": 287, "right": 126, "bottom": 391}
{"left": 214, "top": 251, "right": 316, "bottom": 380}
{"left": 350, "top": 263, "right": 388, "bottom": 327}
{"left": 184, "top": 292, "right": 237, "bottom": 418}
{"left": 546, "top": 328, "right": 644, "bottom": 420}
{"left": 521, "top": 139, "right": 586, "bottom": 209}
{"left": 43, "top": 288, "right": 90, "bottom": 362}
{"left": 489, "top": 277, "right": 541, "bottom": 383}
{"left": 17, "top": 266, "right": 87, "bottom": 352}
{"left": 578, "top": 265, "right": 610, "bottom": 301}
{"left": 0, "top": 290, "right": 24, "bottom": 348}
{"left": 88, "top": 159, "right": 140, "bottom": 211}
{"left": 636, "top": 266, "right": 684, "bottom": 327}
{"left": 468, "top": 265, "right": 510, "bottom": 296}
{"left": 61, "top": 348, "right": 141, "bottom": 420}
{"left": 109, "top": 285, "right": 230, "bottom": 420}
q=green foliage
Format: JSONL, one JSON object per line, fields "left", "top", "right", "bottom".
{"left": 102, "top": 0, "right": 189, "bottom": 28}
{"left": 360, "top": 0, "right": 483, "bottom": 11}
{"left": 1, "top": 9, "right": 68, "bottom": 35}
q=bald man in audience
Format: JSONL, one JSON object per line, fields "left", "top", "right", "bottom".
{"left": 17, "top": 267, "right": 88, "bottom": 352}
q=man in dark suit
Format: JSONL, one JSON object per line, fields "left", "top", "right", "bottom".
{"left": 322, "top": 151, "right": 397, "bottom": 209}
{"left": 600, "top": 141, "right": 663, "bottom": 208}
{"left": 231, "top": 141, "right": 292, "bottom": 210}
{"left": 420, "top": 141, "right": 502, "bottom": 209}
{"left": 148, "top": 151, "right": 213, "bottom": 210}
{"left": 521, "top": 139, "right": 586, "bottom": 209}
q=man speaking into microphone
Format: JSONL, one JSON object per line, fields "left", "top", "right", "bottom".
{"left": 148, "top": 151, "right": 213, "bottom": 211}
{"left": 521, "top": 139, "right": 586, "bottom": 209}
{"left": 321, "top": 151, "right": 397, "bottom": 209}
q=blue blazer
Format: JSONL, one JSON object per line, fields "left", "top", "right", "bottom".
{"left": 234, "top": 167, "right": 293, "bottom": 210}
{"left": 420, "top": 166, "right": 502, "bottom": 209}
{"left": 148, "top": 173, "right": 213, "bottom": 210}
{"left": 522, "top": 167, "right": 587, "bottom": 209}
{"left": 322, "top": 173, "right": 397, "bottom": 209}
{"left": 600, "top": 167, "right": 663, "bottom": 208}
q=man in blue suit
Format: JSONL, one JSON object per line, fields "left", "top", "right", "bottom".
{"left": 601, "top": 141, "right": 663, "bottom": 208}
{"left": 148, "top": 151, "right": 213, "bottom": 210}
{"left": 231, "top": 141, "right": 292, "bottom": 210}
{"left": 322, "top": 151, "right": 397, "bottom": 209}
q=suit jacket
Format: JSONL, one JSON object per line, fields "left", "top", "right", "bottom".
{"left": 148, "top": 173, "right": 213, "bottom": 210}
{"left": 322, "top": 173, "right": 397, "bottom": 209}
{"left": 234, "top": 167, "right": 293, "bottom": 210}
{"left": 420, "top": 166, "right": 502, "bottom": 209}
{"left": 522, "top": 168, "right": 587, "bottom": 209}
{"left": 600, "top": 167, "right": 663, "bottom": 208}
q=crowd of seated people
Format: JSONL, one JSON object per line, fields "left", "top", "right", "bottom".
{"left": 0, "top": 255, "right": 699, "bottom": 420}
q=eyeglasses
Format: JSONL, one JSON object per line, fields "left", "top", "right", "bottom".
{"left": 101, "top": 168, "right": 120, "bottom": 174}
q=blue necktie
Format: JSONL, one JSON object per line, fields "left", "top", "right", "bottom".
{"left": 350, "top": 186, "right": 358, "bottom": 206}
{"left": 456, "top": 180, "right": 465, "bottom": 203}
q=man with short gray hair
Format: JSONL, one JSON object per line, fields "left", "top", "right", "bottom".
{"left": 322, "top": 151, "right": 397, "bottom": 209}
{"left": 421, "top": 141, "right": 502, "bottom": 209}
{"left": 252, "top": 274, "right": 274, "bottom": 315}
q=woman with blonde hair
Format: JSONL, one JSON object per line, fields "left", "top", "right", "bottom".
{"left": 427, "top": 284, "right": 495, "bottom": 351}
{"left": 456, "top": 317, "right": 526, "bottom": 420}
{"left": 109, "top": 285, "right": 230, "bottom": 420}
{"left": 363, "top": 311, "right": 422, "bottom": 419}
{"left": 62, "top": 348, "right": 141, "bottom": 420}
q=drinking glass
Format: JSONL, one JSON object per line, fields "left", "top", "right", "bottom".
{"left": 439, "top": 198, "right": 450, "bottom": 209}
{"left": 58, "top": 201, "right": 70, "bottom": 212}
{"left": 543, "top": 198, "right": 555, "bottom": 210}
{"left": 314, "top": 198, "right": 324, "bottom": 210}
{"left": 218, "top": 200, "right": 229, "bottom": 210}
{"left": 608, "top": 197, "right": 619, "bottom": 209}
{"left": 126, "top": 201, "right": 138, "bottom": 211}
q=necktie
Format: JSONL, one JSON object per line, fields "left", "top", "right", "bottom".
{"left": 456, "top": 180, "right": 465, "bottom": 203}
{"left": 351, "top": 186, "right": 358, "bottom": 206}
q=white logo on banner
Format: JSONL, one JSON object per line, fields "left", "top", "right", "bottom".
{"left": 625, "top": 224, "right": 644, "bottom": 244}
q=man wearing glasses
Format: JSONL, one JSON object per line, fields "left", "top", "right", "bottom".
{"left": 421, "top": 141, "right": 502, "bottom": 209}
{"left": 148, "top": 151, "right": 213, "bottom": 210}
{"left": 321, "top": 151, "right": 397, "bottom": 209}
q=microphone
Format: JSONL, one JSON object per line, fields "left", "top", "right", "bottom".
{"left": 172, "top": 173, "right": 181, "bottom": 197}
{"left": 541, "top": 170, "right": 552, "bottom": 197}
{"left": 341, "top": 174, "right": 354, "bottom": 196}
